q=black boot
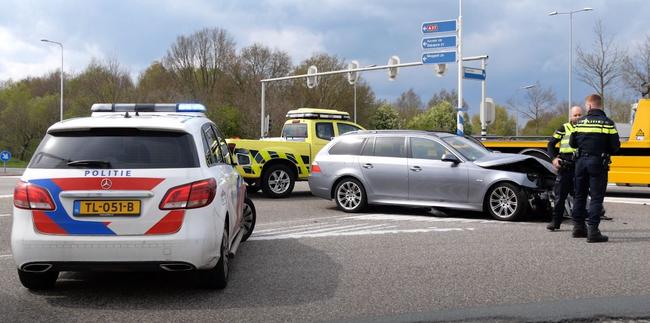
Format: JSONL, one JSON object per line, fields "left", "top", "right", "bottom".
{"left": 546, "top": 217, "right": 562, "bottom": 231}
{"left": 587, "top": 225, "right": 609, "bottom": 243}
{"left": 572, "top": 221, "right": 587, "bottom": 238}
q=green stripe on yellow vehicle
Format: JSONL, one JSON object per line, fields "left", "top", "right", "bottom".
{"left": 226, "top": 108, "right": 365, "bottom": 198}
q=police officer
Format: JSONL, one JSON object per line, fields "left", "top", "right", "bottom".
{"left": 569, "top": 94, "right": 620, "bottom": 243}
{"left": 546, "top": 106, "right": 582, "bottom": 231}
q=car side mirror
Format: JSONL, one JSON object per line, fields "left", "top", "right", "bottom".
{"left": 235, "top": 153, "right": 251, "bottom": 166}
{"left": 441, "top": 153, "right": 460, "bottom": 164}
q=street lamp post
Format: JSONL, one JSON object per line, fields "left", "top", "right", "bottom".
{"left": 548, "top": 8, "right": 593, "bottom": 118}
{"left": 509, "top": 84, "right": 537, "bottom": 136}
{"left": 41, "top": 39, "right": 63, "bottom": 121}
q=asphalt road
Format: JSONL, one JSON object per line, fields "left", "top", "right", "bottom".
{"left": 0, "top": 177, "right": 649, "bottom": 322}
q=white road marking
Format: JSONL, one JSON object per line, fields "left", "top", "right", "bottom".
{"left": 604, "top": 197, "right": 650, "bottom": 205}
{"left": 254, "top": 223, "right": 356, "bottom": 236}
{"left": 250, "top": 226, "right": 473, "bottom": 240}
{"left": 0, "top": 194, "right": 13, "bottom": 198}
{"left": 255, "top": 215, "right": 350, "bottom": 227}
{"left": 0, "top": 175, "right": 21, "bottom": 179}
{"left": 0, "top": 254, "right": 12, "bottom": 259}
{"left": 0, "top": 213, "right": 11, "bottom": 217}
{"left": 348, "top": 214, "right": 510, "bottom": 224}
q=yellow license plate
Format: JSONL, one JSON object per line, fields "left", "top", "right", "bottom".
{"left": 74, "top": 200, "right": 141, "bottom": 216}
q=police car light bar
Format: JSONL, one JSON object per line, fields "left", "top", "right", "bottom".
{"left": 91, "top": 103, "right": 206, "bottom": 113}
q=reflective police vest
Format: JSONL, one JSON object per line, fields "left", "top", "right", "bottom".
{"left": 553, "top": 122, "right": 576, "bottom": 154}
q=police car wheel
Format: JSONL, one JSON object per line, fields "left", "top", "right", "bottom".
{"left": 199, "top": 222, "right": 230, "bottom": 289}
{"left": 17, "top": 269, "right": 58, "bottom": 290}
{"left": 334, "top": 178, "right": 367, "bottom": 213}
{"left": 486, "top": 182, "right": 527, "bottom": 221}
{"left": 261, "top": 164, "right": 295, "bottom": 198}
{"left": 241, "top": 198, "right": 256, "bottom": 242}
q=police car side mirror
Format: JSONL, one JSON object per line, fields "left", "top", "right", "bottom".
{"left": 235, "top": 153, "right": 251, "bottom": 166}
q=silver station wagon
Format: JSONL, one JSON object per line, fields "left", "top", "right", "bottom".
{"left": 308, "top": 130, "right": 556, "bottom": 221}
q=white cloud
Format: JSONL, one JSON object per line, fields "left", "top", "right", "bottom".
{"left": 242, "top": 27, "right": 325, "bottom": 63}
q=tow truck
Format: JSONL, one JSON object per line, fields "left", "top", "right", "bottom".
{"left": 479, "top": 99, "right": 650, "bottom": 186}
{"left": 226, "top": 108, "right": 365, "bottom": 198}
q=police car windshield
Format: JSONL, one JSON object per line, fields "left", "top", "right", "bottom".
{"left": 441, "top": 135, "right": 490, "bottom": 161}
{"left": 281, "top": 123, "right": 308, "bottom": 138}
{"left": 29, "top": 128, "right": 199, "bottom": 169}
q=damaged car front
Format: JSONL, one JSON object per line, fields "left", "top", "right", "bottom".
{"left": 441, "top": 135, "right": 557, "bottom": 221}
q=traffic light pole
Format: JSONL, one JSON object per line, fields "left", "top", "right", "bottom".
{"left": 457, "top": 0, "right": 464, "bottom": 136}
{"left": 258, "top": 55, "right": 487, "bottom": 138}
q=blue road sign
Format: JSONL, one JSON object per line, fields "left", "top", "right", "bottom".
{"left": 422, "top": 35, "right": 456, "bottom": 50}
{"left": 463, "top": 67, "right": 486, "bottom": 80}
{"left": 0, "top": 150, "right": 11, "bottom": 162}
{"left": 422, "top": 51, "right": 456, "bottom": 64}
{"left": 421, "top": 20, "right": 457, "bottom": 34}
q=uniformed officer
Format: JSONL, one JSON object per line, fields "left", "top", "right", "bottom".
{"left": 569, "top": 94, "right": 620, "bottom": 243}
{"left": 546, "top": 106, "right": 582, "bottom": 231}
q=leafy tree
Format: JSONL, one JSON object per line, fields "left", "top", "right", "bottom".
{"left": 371, "top": 103, "right": 399, "bottom": 129}
{"left": 470, "top": 105, "right": 517, "bottom": 136}
{"left": 426, "top": 88, "right": 468, "bottom": 109}
{"left": 406, "top": 101, "right": 456, "bottom": 132}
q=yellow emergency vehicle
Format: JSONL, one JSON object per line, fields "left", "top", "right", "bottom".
{"left": 226, "top": 108, "right": 365, "bottom": 198}
{"left": 479, "top": 99, "right": 650, "bottom": 186}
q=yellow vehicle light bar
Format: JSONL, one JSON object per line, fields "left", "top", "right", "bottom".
{"left": 286, "top": 108, "right": 350, "bottom": 120}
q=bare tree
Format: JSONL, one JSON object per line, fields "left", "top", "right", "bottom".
{"left": 163, "top": 28, "right": 237, "bottom": 102}
{"left": 394, "top": 88, "right": 423, "bottom": 121}
{"left": 518, "top": 82, "right": 557, "bottom": 135}
{"left": 621, "top": 35, "right": 650, "bottom": 97}
{"left": 575, "top": 20, "right": 624, "bottom": 110}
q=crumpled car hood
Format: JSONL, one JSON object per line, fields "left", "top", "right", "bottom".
{"left": 474, "top": 153, "right": 556, "bottom": 176}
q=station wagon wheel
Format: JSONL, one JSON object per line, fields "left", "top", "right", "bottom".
{"left": 334, "top": 178, "right": 367, "bottom": 213}
{"left": 486, "top": 182, "right": 527, "bottom": 221}
{"left": 241, "top": 197, "right": 256, "bottom": 242}
{"left": 262, "top": 164, "right": 295, "bottom": 198}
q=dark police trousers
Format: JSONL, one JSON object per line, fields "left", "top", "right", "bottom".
{"left": 552, "top": 163, "right": 574, "bottom": 221}
{"left": 572, "top": 156, "right": 608, "bottom": 226}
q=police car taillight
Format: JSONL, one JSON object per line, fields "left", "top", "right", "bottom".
{"left": 13, "top": 182, "right": 56, "bottom": 210}
{"left": 159, "top": 178, "right": 217, "bottom": 210}
{"left": 311, "top": 162, "right": 321, "bottom": 174}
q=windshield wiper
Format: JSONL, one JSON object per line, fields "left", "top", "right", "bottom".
{"left": 66, "top": 160, "right": 112, "bottom": 168}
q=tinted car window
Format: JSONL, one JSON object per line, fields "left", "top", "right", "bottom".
{"left": 374, "top": 137, "right": 406, "bottom": 158}
{"left": 329, "top": 137, "right": 366, "bottom": 155}
{"left": 337, "top": 123, "right": 362, "bottom": 135}
{"left": 316, "top": 123, "right": 335, "bottom": 140}
{"left": 202, "top": 123, "right": 223, "bottom": 165}
{"left": 361, "top": 137, "right": 374, "bottom": 156}
{"left": 281, "top": 123, "right": 308, "bottom": 138}
{"left": 410, "top": 137, "right": 450, "bottom": 160}
{"left": 29, "top": 129, "right": 199, "bottom": 169}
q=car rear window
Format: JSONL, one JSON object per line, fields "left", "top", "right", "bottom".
{"left": 329, "top": 137, "right": 366, "bottom": 155}
{"left": 29, "top": 128, "right": 199, "bottom": 169}
{"left": 281, "top": 123, "right": 308, "bottom": 138}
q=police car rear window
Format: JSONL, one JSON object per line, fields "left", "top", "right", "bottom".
{"left": 29, "top": 129, "right": 199, "bottom": 169}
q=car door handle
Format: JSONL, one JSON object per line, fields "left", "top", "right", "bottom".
{"left": 362, "top": 163, "right": 374, "bottom": 169}
{"left": 410, "top": 166, "right": 422, "bottom": 172}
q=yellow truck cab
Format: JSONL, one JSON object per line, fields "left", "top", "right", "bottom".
{"left": 227, "top": 108, "right": 365, "bottom": 198}
{"left": 479, "top": 98, "right": 650, "bottom": 186}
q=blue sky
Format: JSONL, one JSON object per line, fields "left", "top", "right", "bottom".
{"left": 1, "top": 0, "right": 648, "bottom": 117}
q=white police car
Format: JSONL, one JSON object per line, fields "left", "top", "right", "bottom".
{"left": 11, "top": 103, "right": 256, "bottom": 290}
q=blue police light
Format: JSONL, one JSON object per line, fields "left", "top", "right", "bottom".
{"left": 177, "top": 103, "right": 206, "bottom": 113}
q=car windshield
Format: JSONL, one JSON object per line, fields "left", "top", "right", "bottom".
{"left": 281, "top": 123, "right": 308, "bottom": 138}
{"left": 29, "top": 128, "right": 199, "bottom": 169}
{"left": 441, "top": 135, "right": 490, "bottom": 161}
